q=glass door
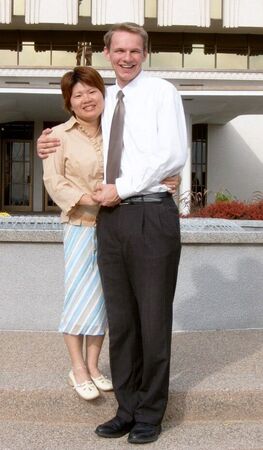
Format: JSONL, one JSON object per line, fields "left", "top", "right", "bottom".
{"left": 2, "top": 140, "right": 33, "bottom": 212}
{"left": 192, "top": 124, "right": 207, "bottom": 207}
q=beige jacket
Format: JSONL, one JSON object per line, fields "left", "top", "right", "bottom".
{"left": 43, "top": 116, "right": 103, "bottom": 226}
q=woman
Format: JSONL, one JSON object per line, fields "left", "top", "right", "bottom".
{"left": 43, "top": 66, "right": 113, "bottom": 400}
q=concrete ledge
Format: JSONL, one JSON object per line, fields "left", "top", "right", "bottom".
{"left": 0, "top": 216, "right": 262, "bottom": 331}
{"left": 0, "top": 217, "right": 263, "bottom": 243}
{"left": 1, "top": 228, "right": 263, "bottom": 243}
{"left": 0, "top": 229, "right": 62, "bottom": 242}
{"left": 1, "top": 330, "right": 263, "bottom": 425}
{"left": 1, "top": 420, "right": 263, "bottom": 450}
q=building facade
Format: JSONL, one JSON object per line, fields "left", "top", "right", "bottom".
{"left": 0, "top": 0, "right": 263, "bottom": 214}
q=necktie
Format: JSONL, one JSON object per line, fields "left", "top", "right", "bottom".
{"left": 106, "top": 90, "right": 125, "bottom": 184}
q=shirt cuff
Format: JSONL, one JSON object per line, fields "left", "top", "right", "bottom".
{"left": 62, "top": 190, "right": 86, "bottom": 215}
{"left": 115, "top": 178, "right": 170, "bottom": 199}
{"left": 115, "top": 177, "right": 135, "bottom": 199}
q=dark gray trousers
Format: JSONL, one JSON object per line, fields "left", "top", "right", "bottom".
{"left": 97, "top": 196, "right": 181, "bottom": 425}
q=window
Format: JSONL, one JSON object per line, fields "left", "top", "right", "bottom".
{"left": 249, "top": 36, "right": 263, "bottom": 70}
{"left": 216, "top": 35, "right": 248, "bottom": 70}
{"left": 2, "top": 30, "right": 263, "bottom": 71}
{"left": 192, "top": 124, "right": 207, "bottom": 206}
{"left": 1, "top": 122, "right": 34, "bottom": 212}
{"left": 184, "top": 44, "right": 215, "bottom": 69}
{"left": 19, "top": 42, "right": 51, "bottom": 66}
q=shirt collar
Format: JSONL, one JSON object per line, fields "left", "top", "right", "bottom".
{"left": 63, "top": 116, "right": 79, "bottom": 131}
{"left": 114, "top": 70, "right": 146, "bottom": 96}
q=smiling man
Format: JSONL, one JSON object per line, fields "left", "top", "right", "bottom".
{"left": 37, "top": 22, "right": 187, "bottom": 445}
{"left": 92, "top": 23, "right": 187, "bottom": 445}
{"left": 105, "top": 26, "right": 146, "bottom": 87}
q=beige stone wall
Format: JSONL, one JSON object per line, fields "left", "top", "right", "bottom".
{"left": 207, "top": 116, "right": 263, "bottom": 202}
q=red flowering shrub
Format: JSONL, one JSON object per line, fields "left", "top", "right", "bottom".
{"left": 184, "top": 200, "right": 263, "bottom": 220}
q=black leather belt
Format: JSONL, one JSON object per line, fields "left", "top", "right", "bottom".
{"left": 120, "top": 192, "right": 171, "bottom": 205}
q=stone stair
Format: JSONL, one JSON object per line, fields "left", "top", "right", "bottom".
{"left": 1, "top": 329, "right": 263, "bottom": 449}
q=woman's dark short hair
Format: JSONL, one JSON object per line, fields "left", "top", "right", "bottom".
{"left": 104, "top": 22, "right": 148, "bottom": 52}
{"left": 61, "top": 66, "right": 105, "bottom": 113}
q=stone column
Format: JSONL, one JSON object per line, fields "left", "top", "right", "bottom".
{"left": 0, "top": 0, "right": 12, "bottom": 23}
{"left": 223, "top": 0, "right": 263, "bottom": 28}
{"left": 91, "top": 0, "right": 144, "bottom": 25}
{"left": 25, "top": 0, "right": 78, "bottom": 24}
{"left": 158, "top": 0, "right": 210, "bottom": 27}
{"left": 179, "top": 112, "right": 192, "bottom": 215}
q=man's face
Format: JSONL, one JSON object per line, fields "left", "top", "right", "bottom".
{"left": 104, "top": 31, "right": 147, "bottom": 88}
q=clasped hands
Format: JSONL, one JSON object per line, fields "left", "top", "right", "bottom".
{"left": 91, "top": 174, "right": 181, "bottom": 207}
{"left": 92, "top": 184, "right": 121, "bottom": 207}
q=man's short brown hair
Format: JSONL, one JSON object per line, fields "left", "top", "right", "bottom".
{"left": 104, "top": 22, "right": 148, "bottom": 51}
{"left": 60, "top": 66, "right": 105, "bottom": 113}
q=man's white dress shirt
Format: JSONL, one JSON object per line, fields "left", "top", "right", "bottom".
{"left": 102, "top": 71, "right": 187, "bottom": 199}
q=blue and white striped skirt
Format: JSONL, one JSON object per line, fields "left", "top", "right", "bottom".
{"left": 59, "top": 224, "right": 107, "bottom": 335}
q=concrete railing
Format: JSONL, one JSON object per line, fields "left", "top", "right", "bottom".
{"left": 0, "top": 216, "right": 262, "bottom": 332}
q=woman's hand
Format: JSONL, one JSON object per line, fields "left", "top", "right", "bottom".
{"left": 78, "top": 194, "right": 99, "bottom": 206}
{"left": 161, "top": 174, "right": 181, "bottom": 194}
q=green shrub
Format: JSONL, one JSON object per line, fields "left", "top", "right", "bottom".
{"left": 214, "top": 190, "right": 235, "bottom": 203}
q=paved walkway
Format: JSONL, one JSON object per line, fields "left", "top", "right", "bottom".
{"left": 1, "top": 329, "right": 263, "bottom": 449}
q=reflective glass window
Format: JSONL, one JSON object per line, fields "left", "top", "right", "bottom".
{"left": 19, "top": 42, "right": 51, "bottom": 66}
{"left": 150, "top": 52, "right": 182, "bottom": 69}
{"left": 249, "top": 55, "right": 263, "bottom": 70}
{"left": 184, "top": 44, "right": 215, "bottom": 69}
{"left": 51, "top": 45, "right": 78, "bottom": 66}
{"left": 216, "top": 52, "right": 247, "bottom": 70}
{"left": 216, "top": 36, "right": 248, "bottom": 69}
{"left": 0, "top": 49, "right": 17, "bottom": 65}
{"left": 249, "top": 37, "right": 263, "bottom": 70}
{"left": 90, "top": 52, "right": 112, "bottom": 68}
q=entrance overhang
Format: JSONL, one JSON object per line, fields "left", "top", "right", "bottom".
{"left": 181, "top": 90, "right": 263, "bottom": 124}
{"left": 0, "top": 68, "right": 263, "bottom": 124}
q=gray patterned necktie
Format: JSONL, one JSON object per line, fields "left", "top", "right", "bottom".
{"left": 106, "top": 90, "right": 125, "bottom": 184}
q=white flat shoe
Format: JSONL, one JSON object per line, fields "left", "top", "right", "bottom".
{"left": 68, "top": 370, "right": 100, "bottom": 400}
{"left": 91, "top": 374, "right": 113, "bottom": 392}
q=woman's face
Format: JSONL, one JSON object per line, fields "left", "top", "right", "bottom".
{"left": 70, "top": 82, "right": 104, "bottom": 123}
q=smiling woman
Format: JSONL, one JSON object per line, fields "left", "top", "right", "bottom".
{"left": 59, "top": 66, "right": 105, "bottom": 145}
{"left": 42, "top": 66, "right": 113, "bottom": 402}
{"left": 69, "top": 84, "right": 104, "bottom": 133}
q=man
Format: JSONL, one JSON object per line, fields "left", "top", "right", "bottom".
{"left": 38, "top": 23, "right": 187, "bottom": 444}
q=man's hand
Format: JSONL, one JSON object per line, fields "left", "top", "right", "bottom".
{"left": 92, "top": 184, "right": 121, "bottom": 207}
{"left": 37, "top": 128, "right": 61, "bottom": 160}
{"left": 161, "top": 174, "right": 181, "bottom": 194}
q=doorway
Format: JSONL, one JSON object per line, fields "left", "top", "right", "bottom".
{"left": 1, "top": 122, "right": 34, "bottom": 213}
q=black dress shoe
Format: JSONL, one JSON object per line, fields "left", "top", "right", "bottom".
{"left": 95, "top": 416, "right": 134, "bottom": 438}
{"left": 128, "top": 422, "right": 162, "bottom": 444}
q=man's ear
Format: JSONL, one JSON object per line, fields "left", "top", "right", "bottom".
{"left": 103, "top": 46, "right": 110, "bottom": 60}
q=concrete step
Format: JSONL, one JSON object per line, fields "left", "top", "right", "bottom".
{"left": 1, "top": 329, "right": 263, "bottom": 425}
{"left": 1, "top": 419, "right": 263, "bottom": 450}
